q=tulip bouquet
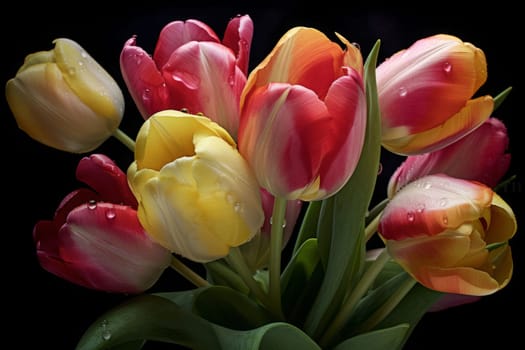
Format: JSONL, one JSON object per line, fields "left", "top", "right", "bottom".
{"left": 6, "top": 13, "right": 517, "bottom": 350}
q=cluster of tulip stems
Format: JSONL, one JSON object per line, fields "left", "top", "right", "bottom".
{"left": 6, "top": 13, "right": 517, "bottom": 350}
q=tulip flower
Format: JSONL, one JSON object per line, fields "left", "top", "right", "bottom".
{"left": 388, "top": 117, "right": 511, "bottom": 196}
{"left": 120, "top": 15, "right": 253, "bottom": 138}
{"left": 238, "top": 26, "right": 366, "bottom": 201}
{"left": 240, "top": 188, "right": 303, "bottom": 272}
{"left": 376, "top": 34, "right": 493, "bottom": 155}
{"left": 6, "top": 38, "right": 124, "bottom": 153}
{"left": 127, "top": 110, "right": 264, "bottom": 263}
{"left": 34, "top": 154, "right": 171, "bottom": 293}
{"left": 378, "top": 174, "right": 517, "bottom": 296}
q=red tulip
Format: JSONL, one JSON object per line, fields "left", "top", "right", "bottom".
{"left": 388, "top": 118, "right": 511, "bottom": 196}
{"left": 34, "top": 154, "right": 171, "bottom": 293}
{"left": 120, "top": 15, "right": 253, "bottom": 138}
{"left": 238, "top": 27, "right": 366, "bottom": 201}
{"left": 377, "top": 34, "right": 493, "bottom": 155}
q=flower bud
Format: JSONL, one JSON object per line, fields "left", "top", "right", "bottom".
{"left": 6, "top": 38, "right": 124, "bottom": 153}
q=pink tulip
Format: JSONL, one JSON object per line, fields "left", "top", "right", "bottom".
{"left": 120, "top": 15, "right": 253, "bottom": 138}
{"left": 238, "top": 26, "right": 366, "bottom": 201}
{"left": 378, "top": 174, "right": 516, "bottom": 296}
{"left": 33, "top": 154, "right": 171, "bottom": 293}
{"left": 377, "top": 34, "right": 493, "bottom": 155}
{"left": 388, "top": 118, "right": 511, "bottom": 196}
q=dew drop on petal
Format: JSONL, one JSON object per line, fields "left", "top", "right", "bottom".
{"left": 88, "top": 200, "right": 97, "bottom": 210}
{"left": 443, "top": 62, "right": 452, "bottom": 74}
{"left": 106, "top": 209, "right": 116, "bottom": 220}
{"left": 407, "top": 211, "right": 415, "bottom": 222}
{"left": 398, "top": 86, "right": 408, "bottom": 97}
{"left": 442, "top": 214, "right": 449, "bottom": 225}
{"left": 102, "top": 330, "right": 112, "bottom": 341}
{"left": 439, "top": 198, "right": 448, "bottom": 207}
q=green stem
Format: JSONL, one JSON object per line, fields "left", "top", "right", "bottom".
{"left": 354, "top": 275, "right": 417, "bottom": 334}
{"left": 318, "top": 249, "right": 391, "bottom": 347}
{"left": 364, "top": 210, "right": 382, "bottom": 242}
{"left": 269, "top": 196, "right": 287, "bottom": 320}
{"left": 112, "top": 128, "right": 136, "bottom": 152}
{"left": 366, "top": 198, "right": 388, "bottom": 226}
{"left": 226, "top": 247, "right": 277, "bottom": 316}
{"left": 170, "top": 256, "right": 209, "bottom": 288}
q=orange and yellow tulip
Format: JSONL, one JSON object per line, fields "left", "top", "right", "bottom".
{"left": 238, "top": 27, "right": 366, "bottom": 201}
{"left": 378, "top": 174, "right": 516, "bottom": 296}
{"left": 377, "top": 34, "right": 493, "bottom": 155}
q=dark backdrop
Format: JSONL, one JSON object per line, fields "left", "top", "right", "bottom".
{"left": 2, "top": 2, "right": 522, "bottom": 349}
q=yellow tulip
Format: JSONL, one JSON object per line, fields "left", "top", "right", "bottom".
{"left": 6, "top": 38, "right": 124, "bottom": 153}
{"left": 128, "top": 110, "right": 264, "bottom": 262}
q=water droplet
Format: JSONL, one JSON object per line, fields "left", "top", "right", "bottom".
{"left": 234, "top": 202, "right": 242, "bottom": 212}
{"left": 423, "top": 182, "right": 432, "bottom": 189}
{"left": 281, "top": 220, "right": 287, "bottom": 228}
{"left": 102, "top": 330, "right": 112, "bottom": 341}
{"left": 80, "top": 51, "right": 88, "bottom": 59}
{"left": 439, "top": 198, "right": 448, "bottom": 207}
{"left": 180, "top": 107, "right": 189, "bottom": 113}
{"left": 228, "top": 74, "right": 236, "bottom": 87}
{"left": 398, "top": 86, "right": 408, "bottom": 97}
{"left": 416, "top": 203, "right": 425, "bottom": 213}
{"left": 106, "top": 209, "right": 116, "bottom": 220}
{"left": 88, "top": 200, "right": 97, "bottom": 210}
{"left": 442, "top": 214, "right": 448, "bottom": 225}
{"left": 67, "top": 67, "right": 76, "bottom": 76}
{"left": 78, "top": 60, "right": 84, "bottom": 66}
{"left": 351, "top": 42, "right": 361, "bottom": 50}
{"left": 142, "top": 88, "right": 152, "bottom": 103}
{"left": 443, "top": 62, "right": 452, "bottom": 74}
{"left": 407, "top": 211, "right": 415, "bottom": 222}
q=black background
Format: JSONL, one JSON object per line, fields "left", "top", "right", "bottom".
{"left": 2, "top": 2, "right": 523, "bottom": 349}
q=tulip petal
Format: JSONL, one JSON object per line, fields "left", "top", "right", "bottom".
{"left": 120, "top": 37, "right": 172, "bottom": 118}
{"left": 387, "top": 117, "right": 511, "bottom": 195}
{"left": 59, "top": 202, "right": 171, "bottom": 293}
{"left": 378, "top": 34, "right": 487, "bottom": 134}
{"left": 382, "top": 95, "right": 493, "bottom": 155}
{"left": 162, "top": 41, "right": 245, "bottom": 137}
{"left": 485, "top": 193, "right": 517, "bottom": 243}
{"left": 76, "top": 154, "right": 138, "bottom": 207}
{"left": 222, "top": 14, "right": 253, "bottom": 75}
{"left": 153, "top": 19, "right": 220, "bottom": 68}
{"left": 379, "top": 174, "right": 493, "bottom": 240}
{"left": 54, "top": 38, "right": 124, "bottom": 120}
{"left": 6, "top": 64, "right": 116, "bottom": 153}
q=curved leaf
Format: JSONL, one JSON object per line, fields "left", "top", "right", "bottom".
{"left": 193, "top": 285, "right": 273, "bottom": 330}
{"left": 75, "top": 293, "right": 219, "bottom": 350}
{"left": 212, "top": 322, "right": 322, "bottom": 350}
{"left": 332, "top": 324, "right": 410, "bottom": 350}
{"left": 281, "top": 238, "right": 322, "bottom": 322}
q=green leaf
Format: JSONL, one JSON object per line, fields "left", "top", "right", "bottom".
{"left": 332, "top": 324, "right": 410, "bottom": 350}
{"left": 212, "top": 322, "right": 322, "bottom": 350}
{"left": 375, "top": 283, "right": 443, "bottom": 348}
{"left": 293, "top": 200, "right": 322, "bottom": 255}
{"left": 304, "top": 39, "right": 383, "bottom": 339}
{"left": 75, "top": 293, "right": 220, "bottom": 350}
{"left": 205, "top": 259, "right": 250, "bottom": 295}
{"left": 193, "top": 285, "right": 273, "bottom": 330}
{"left": 493, "top": 86, "right": 512, "bottom": 110}
{"left": 281, "top": 238, "right": 321, "bottom": 321}
{"left": 341, "top": 271, "right": 409, "bottom": 336}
